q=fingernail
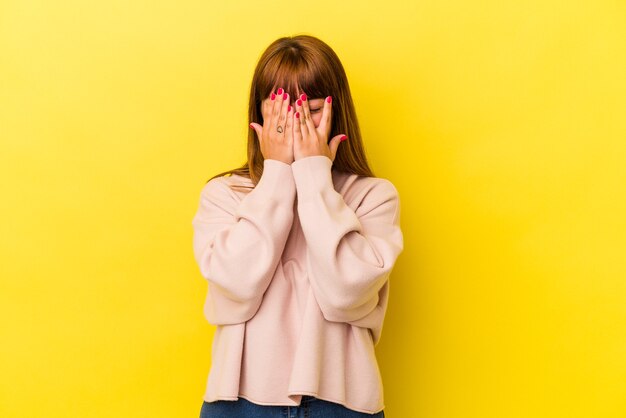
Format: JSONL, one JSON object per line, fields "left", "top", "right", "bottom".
{"left": 297, "top": 99, "right": 302, "bottom": 106}
{"left": 295, "top": 112, "right": 300, "bottom": 119}
{"left": 277, "top": 88, "right": 283, "bottom": 95}
{"left": 249, "top": 123, "right": 254, "bottom": 129}
{"left": 326, "top": 96, "right": 332, "bottom": 103}
{"left": 301, "top": 93, "right": 307, "bottom": 102}
{"left": 271, "top": 93, "right": 276, "bottom": 100}
{"left": 287, "top": 105, "right": 292, "bottom": 112}
{"left": 282, "top": 93, "right": 288, "bottom": 100}
{"left": 340, "top": 135, "right": 348, "bottom": 141}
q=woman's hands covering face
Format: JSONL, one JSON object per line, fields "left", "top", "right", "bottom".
{"left": 249, "top": 88, "right": 347, "bottom": 165}
{"left": 249, "top": 88, "right": 294, "bottom": 165}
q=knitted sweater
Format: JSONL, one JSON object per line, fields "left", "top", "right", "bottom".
{"left": 191, "top": 155, "right": 404, "bottom": 414}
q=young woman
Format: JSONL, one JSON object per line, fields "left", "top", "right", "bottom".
{"left": 192, "top": 34, "right": 404, "bottom": 418}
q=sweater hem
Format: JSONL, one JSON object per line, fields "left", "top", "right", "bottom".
{"left": 202, "top": 392, "right": 385, "bottom": 414}
{"left": 289, "top": 392, "right": 385, "bottom": 414}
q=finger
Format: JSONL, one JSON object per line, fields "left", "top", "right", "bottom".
{"left": 319, "top": 95, "right": 332, "bottom": 136}
{"left": 293, "top": 110, "right": 303, "bottom": 144}
{"left": 261, "top": 98, "right": 272, "bottom": 126}
{"left": 269, "top": 87, "right": 282, "bottom": 131}
{"left": 299, "top": 93, "right": 317, "bottom": 136}
{"left": 284, "top": 103, "right": 294, "bottom": 145}
{"left": 277, "top": 91, "right": 289, "bottom": 136}
{"left": 328, "top": 133, "right": 347, "bottom": 161}
{"left": 295, "top": 96, "right": 309, "bottom": 138}
{"left": 249, "top": 122, "right": 263, "bottom": 141}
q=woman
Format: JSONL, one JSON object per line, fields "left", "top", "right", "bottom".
{"left": 192, "top": 34, "right": 403, "bottom": 418}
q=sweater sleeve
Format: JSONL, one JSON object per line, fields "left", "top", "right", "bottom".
{"left": 291, "top": 155, "right": 404, "bottom": 329}
{"left": 192, "top": 159, "right": 296, "bottom": 325}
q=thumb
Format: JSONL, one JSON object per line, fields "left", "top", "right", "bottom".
{"left": 249, "top": 122, "right": 262, "bottom": 140}
{"left": 328, "top": 134, "right": 348, "bottom": 160}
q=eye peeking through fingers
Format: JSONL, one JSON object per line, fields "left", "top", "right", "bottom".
{"left": 292, "top": 96, "right": 328, "bottom": 129}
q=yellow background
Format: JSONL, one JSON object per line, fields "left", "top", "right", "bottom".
{"left": 1, "top": 1, "right": 625, "bottom": 417}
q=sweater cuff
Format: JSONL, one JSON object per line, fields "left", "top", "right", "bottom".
{"left": 256, "top": 158, "right": 296, "bottom": 203}
{"left": 291, "top": 155, "right": 334, "bottom": 202}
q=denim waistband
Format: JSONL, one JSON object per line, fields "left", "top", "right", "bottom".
{"left": 300, "top": 395, "right": 318, "bottom": 403}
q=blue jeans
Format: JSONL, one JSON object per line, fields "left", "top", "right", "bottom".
{"left": 200, "top": 395, "right": 385, "bottom": 418}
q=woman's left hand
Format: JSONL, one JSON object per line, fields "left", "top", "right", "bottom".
{"left": 293, "top": 93, "right": 347, "bottom": 163}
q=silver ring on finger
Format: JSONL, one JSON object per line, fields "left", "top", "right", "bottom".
{"left": 277, "top": 126, "right": 283, "bottom": 133}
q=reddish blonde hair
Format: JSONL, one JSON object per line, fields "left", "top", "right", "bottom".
{"left": 207, "top": 34, "right": 375, "bottom": 187}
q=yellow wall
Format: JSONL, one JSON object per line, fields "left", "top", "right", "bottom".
{"left": 1, "top": 1, "right": 625, "bottom": 417}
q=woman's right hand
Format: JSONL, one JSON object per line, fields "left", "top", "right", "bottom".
{"left": 249, "top": 88, "right": 294, "bottom": 165}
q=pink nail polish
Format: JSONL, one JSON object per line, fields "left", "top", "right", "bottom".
{"left": 326, "top": 96, "right": 332, "bottom": 103}
{"left": 295, "top": 111, "right": 300, "bottom": 119}
{"left": 271, "top": 93, "right": 276, "bottom": 100}
{"left": 283, "top": 93, "right": 288, "bottom": 100}
{"left": 301, "top": 93, "right": 307, "bottom": 102}
{"left": 297, "top": 99, "right": 302, "bottom": 106}
{"left": 249, "top": 123, "right": 254, "bottom": 129}
{"left": 340, "top": 135, "right": 348, "bottom": 141}
{"left": 277, "top": 88, "right": 283, "bottom": 95}
{"left": 287, "top": 105, "right": 292, "bottom": 112}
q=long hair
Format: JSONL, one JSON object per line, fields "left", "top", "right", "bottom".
{"left": 206, "top": 34, "right": 375, "bottom": 188}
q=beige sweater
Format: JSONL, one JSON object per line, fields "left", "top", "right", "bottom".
{"left": 192, "top": 155, "right": 404, "bottom": 414}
